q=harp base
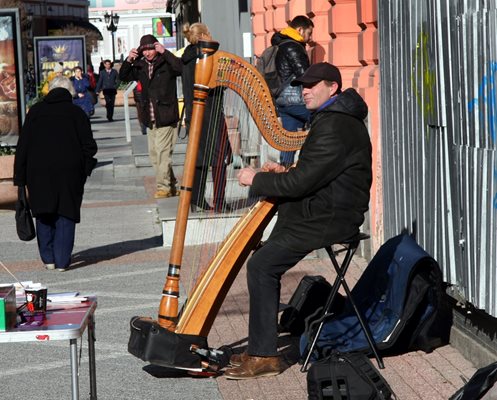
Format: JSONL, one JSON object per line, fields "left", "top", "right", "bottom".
{"left": 128, "top": 316, "right": 232, "bottom": 372}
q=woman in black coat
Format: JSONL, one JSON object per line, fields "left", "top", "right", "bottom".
{"left": 181, "top": 22, "right": 232, "bottom": 212}
{"left": 14, "top": 75, "right": 97, "bottom": 271}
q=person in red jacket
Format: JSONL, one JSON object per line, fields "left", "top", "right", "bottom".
{"left": 133, "top": 81, "right": 148, "bottom": 135}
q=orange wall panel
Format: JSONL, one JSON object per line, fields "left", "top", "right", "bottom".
{"left": 306, "top": 0, "right": 332, "bottom": 15}
{"left": 264, "top": 11, "right": 275, "bottom": 32}
{"left": 312, "top": 14, "right": 332, "bottom": 42}
{"left": 329, "top": 35, "right": 362, "bottom": 66}
{"left": 357, "top": 0, "right": 377, "bottom": 26}
{"left": 252, "top": 13, "right": 267, "bottom": 36}
{"left": 251, "top": 0, "right": 266, "bottom": 14}
{"left": 330, "top": 2, "right": 362, "bottom": 34}
{"left": 358, "top": 29, "right": 378, "bottom": 65}
{"left": 253, "top": 35, "right": 267, "bottom": 57}
{"left": 287, "top": 0, "right": 307, "bottom": 17}
{"left": 274, "top": 6, "right": 289, "bottom": 29}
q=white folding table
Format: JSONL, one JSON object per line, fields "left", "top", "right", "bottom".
{"left": 0, "top": 296, "right": 97, "bottom": 400}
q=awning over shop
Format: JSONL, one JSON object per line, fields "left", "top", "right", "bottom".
{"left": 47, "top": 19, "right": 103, "bottom": 40}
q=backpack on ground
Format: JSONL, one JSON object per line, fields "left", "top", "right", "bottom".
{"left": 450, "top": 361, "right": 497, "bottom": 400}
{"left": 301, "top": 234, "right": 451, "bottom": 360}
{"left": 256, "top": 40, "right": 292, "bottom": 98}
{"left": 279, "top": 275, "right": 342, "bottom": 336}
{"left": 307, "top": 351, "right": 395, "bottom": 400}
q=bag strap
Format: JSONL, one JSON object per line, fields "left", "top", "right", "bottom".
{"left": 17, "top": 186, "right": 29, "bottom": 209}
{"left": 328, "top": 352, "right": 345, "bottom": 400}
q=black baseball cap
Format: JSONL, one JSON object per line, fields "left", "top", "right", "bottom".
{"left": 291, "top": 62, "right": 342, "bottom": 90}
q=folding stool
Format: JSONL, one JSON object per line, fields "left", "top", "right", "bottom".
{"left": 301, "top": 232, "right": 385, "bottom": 371}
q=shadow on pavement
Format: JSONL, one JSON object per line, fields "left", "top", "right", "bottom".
{"left": 70, "top": 235, "right": 163, "bottom": 269}
{"left": 143, "top": 364, "right": 220, "bottom": 379}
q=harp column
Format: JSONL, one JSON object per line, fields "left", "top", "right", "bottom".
{"left": 157, "top": 40, "right": 220, "bottom": 331}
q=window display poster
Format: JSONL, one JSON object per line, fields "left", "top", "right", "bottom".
{"left": 153, "top": 17, "right": 172, "bottom": 38}
{"left": 34, "top": 36, "right": 86, "bottom": 87}
{"left": 152, "top": 17, "right": 176, "bottom": 51}
{"left": 0, "top": 9, "right": 25, "bottom": 145}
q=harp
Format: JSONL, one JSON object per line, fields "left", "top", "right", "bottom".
{"left": 128, "top": 40, "right": 307, "bottom": 369}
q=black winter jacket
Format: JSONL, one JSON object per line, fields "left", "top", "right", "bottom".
{"left": 271, "top": 31, "right": 309, "bottom": 105}
{"left": 250, "top": 89, "right": 372, "bottom": 251}
{"left": 14, "top": 88, "right": 97, "bottom": 223}
{"left": 271, "top": 32, "right": 309, "bottom": 83}
{"left": 119, "top": 51, "right": 182, "bottom": 128}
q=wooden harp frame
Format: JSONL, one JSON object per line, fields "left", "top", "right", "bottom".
{"left": 157, "top": 40, "right": 307, "bottom": 337}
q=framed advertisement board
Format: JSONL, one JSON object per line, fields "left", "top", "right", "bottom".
{"left": 152, "top": 17, "right": 176, "bottom": 50}
{"left": 152, "top": 17, "right": 173, "bottom": 38}
{"left": 0, "top": 8, "right": 25, "bottom": 146}
{"left": 33, "top": 36, "right": 86, "bottom": 88}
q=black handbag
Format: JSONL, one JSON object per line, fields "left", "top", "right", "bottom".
{"left": 15, "top": 186, "right": 36, "bottom": 241}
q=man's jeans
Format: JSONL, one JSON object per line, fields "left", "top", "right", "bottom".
{"left": 278, "top": 104, "right": 310, "bottom": 166}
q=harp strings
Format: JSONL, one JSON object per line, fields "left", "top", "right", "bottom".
{"left": 180, "top": 51, "right": 306, "bottom": 307}
{"left": 184, "top": 84, "right": 252, "bottom": 297}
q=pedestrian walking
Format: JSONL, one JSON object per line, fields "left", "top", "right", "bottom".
{"left": 14, "top": 75, "right": 98, "bottom": 271}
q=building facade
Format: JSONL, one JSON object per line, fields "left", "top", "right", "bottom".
{"left": 89, "top": 0, "right": 175, "bottom": 67}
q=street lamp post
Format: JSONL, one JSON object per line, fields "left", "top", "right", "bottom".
{"left": 104, "top": 11, "right": 120, "bottom": 62}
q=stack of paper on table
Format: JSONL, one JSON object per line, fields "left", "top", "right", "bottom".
{"left": 47, "top": 292, "right": 88, "bottom": 303}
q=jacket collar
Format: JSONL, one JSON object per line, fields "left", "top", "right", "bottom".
{"left": 279, "top": 27, "right": 305, "bottom": 42}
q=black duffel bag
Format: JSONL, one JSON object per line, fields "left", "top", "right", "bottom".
{"left": 128, "top": 316, "right": 207, "bottom": 369}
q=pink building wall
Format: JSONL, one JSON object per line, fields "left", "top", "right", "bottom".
{"left": 90, "top": 0, "right": 164, "bottom": 12}
{"left": 252, "top": 0, "right": 383, "bottom": 251}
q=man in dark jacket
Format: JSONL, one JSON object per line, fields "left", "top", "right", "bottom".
{"left": 14, "top": 75, "right": 97, "bottom": 271}
{"left": 95, "top": 59, "right": 119, "bottom": 121}
{"left": 272, "top": 15, "right": 314, "bottom": 167}
{"left": 225, "top": 63, "right": 372, "bottom": 379}
{"left": 119, "top": 35, "right": 182, "bottom": 198}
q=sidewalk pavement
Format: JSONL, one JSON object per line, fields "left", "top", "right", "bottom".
{"left": 0, "top": 105, "right": 476, "bottom": 399}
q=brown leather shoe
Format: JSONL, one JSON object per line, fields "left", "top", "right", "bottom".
{"left": 154, "top": 189, "right": 177, "bottom": 199}
{"left": 154, "top": 190, "right": 170, "bottom": 199}
{"left": 229, "top": 351, "right": 248, "bottom": 367}
{"left": 224, "top": 355, "right": 281, "bottom": 380}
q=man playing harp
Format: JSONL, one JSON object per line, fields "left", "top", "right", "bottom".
{"left": 227, "top": 63, "right": 372, "bottom": 379}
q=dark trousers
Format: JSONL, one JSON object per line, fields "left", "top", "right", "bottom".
{"left": 36, "top": 214, "right": 76, "bottom": 269}
{"left": 247, "top": 240, "right": 309, "bottom": 356}
{"left": 192, "top": 162, "right": 228, "bottom": 211}
{"left": 103, "top": 93, "right": 116, "bottom": 120}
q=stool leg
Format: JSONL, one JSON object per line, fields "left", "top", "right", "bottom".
{"left": 327, "top": 246, "right": 385, "bottom": 369}
{"left": 300, "top": 244, "right": 358, "bottom": 372}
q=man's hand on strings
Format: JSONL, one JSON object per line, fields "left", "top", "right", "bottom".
{"left": 237, "top": 167, "right": 257, "bottom": 187}
{"left": 261, "top": 161, "right": 287, "bottom": 173}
